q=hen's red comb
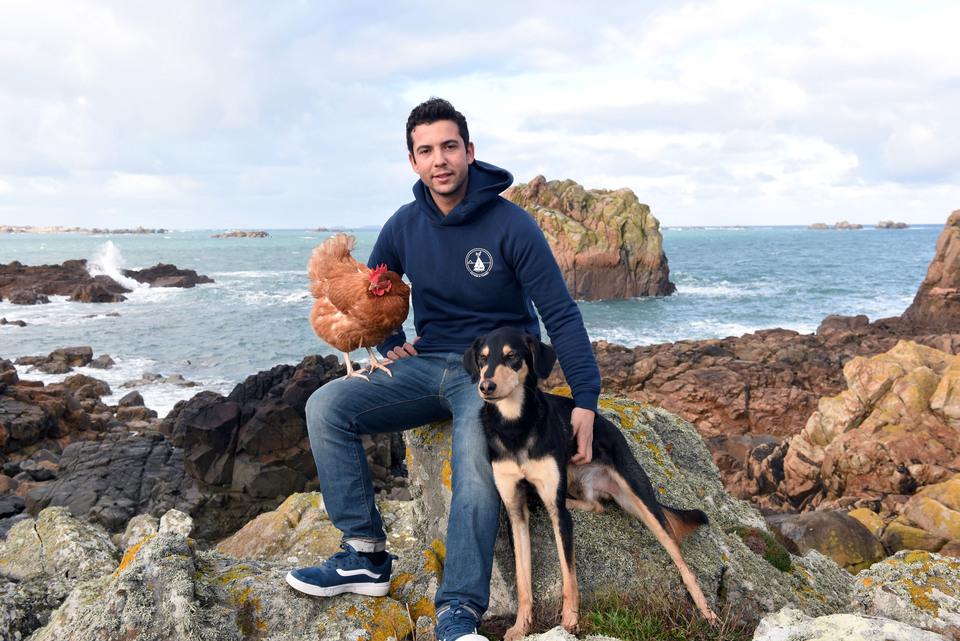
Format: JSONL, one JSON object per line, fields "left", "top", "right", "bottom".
{"left": 369, "top": 263, "right": 388, "bottom": 279}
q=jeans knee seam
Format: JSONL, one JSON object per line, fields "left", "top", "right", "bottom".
{"left": 351, "top": 395, "right": 444, "bottom": 425}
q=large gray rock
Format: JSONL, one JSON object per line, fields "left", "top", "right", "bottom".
{"left": 406, "top": 398, "right": 856, "bottom": 625}
{"left": 23, "top": 508, "right": 431, "bottom": 641}
{"left": 753, "top": 607, "right": 949, "bottom": 640}
{"left": 0, "top": 506, "right": 119, "bottom": 640}
{"left": 851, "top": 550, "right": 960, "bottom": 639}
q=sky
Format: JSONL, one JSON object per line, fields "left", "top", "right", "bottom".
{"left": 0, "top": 0, "right": 958, "bottom": 229}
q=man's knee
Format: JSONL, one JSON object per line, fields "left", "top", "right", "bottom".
{"left": 305, "top": 380, "right": 350, "bottom": 436}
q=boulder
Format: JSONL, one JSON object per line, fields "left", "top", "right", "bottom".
{"left": 851, "top": 550, "right": 960, "bottom": 638}
{"left": 903, "top": 476, "right": 960, "bottom": 541}
{"left": 0, "top": 317, "right": 27, "bottom": 326}
{"left": 0, "top": 259, "right": 129, "bottom": 301}
{"left": 89, "top": 353, "right": 115, "bottom": 369}
{"left": 504, "top": 175, "right": 675, "bottom": 300}
{"left": 903, "top": 211, "right": 960, "bottom": 332}
{"left": 765, "top": 511, "right": 886, "bottom": 573}
{"left": 7, "top": 289, "right": 50, "bottom": 304}
{"left": 122, "top": 263, "right": 214, "bottom": 288}
{"left": 215, "top": 492, "right": 417, "bottom": 568}
{"left": 19, "top": 509, "right": 427, "bottom": 641}
{"left": 835, "top": 221, "right": 864, "bottom": 230}
{"left": 69, "top": 282, "right": 127, "bottom": 302}
{"left": 783, "top": 341, "right": 960, "bottom": 505}
{"left": 753, "top": 607, "right": 949, "bottom": 640}
{"left": 162, "top": 354, "right": 361, "bottom": 502}
{"left": 407, "top": 397, "right": 855, "bottom": 625}
{"left": 878, "top": 221, "right": 910, "bottom": 229}
{"left": 882, "top": 520, "right": 949, "bottom": 554}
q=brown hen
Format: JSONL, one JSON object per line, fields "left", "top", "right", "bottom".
{"left": 308, "top": 233, "right": 410, "bottom": 380}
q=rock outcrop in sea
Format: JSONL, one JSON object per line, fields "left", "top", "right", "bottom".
{"left": 505, "top": 175, "right": 675, "bottom": 300}
{"left": 0, "top": 259, "right": 214, "bottom": 304}
{"left": 902, "top": 209, "right": 960, "bottom": 332}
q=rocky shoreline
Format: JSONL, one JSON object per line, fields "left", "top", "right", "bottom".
{"left": 1, "top": 212, "right": 959, "bottom": 639}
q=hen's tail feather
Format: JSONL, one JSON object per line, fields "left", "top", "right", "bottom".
{"left": 308, "top": 233, "right": 358, "bottom": 298}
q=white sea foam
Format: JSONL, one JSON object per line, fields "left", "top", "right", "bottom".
{"left": 239, "top": 290, "right": 309, "bottom": 305}
{"left": 677, "top": 281, "right": 781, "bottom": 298}
{"left": 211, "top": 270, "right": 302, "bottom": 278}
{"left": 9, "top": 354, "right": 234, "bottom": 417}
{"left": 87, "top": 241, "right": 147, "bottom": 290}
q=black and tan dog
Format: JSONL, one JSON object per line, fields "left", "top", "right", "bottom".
{"left": 463, "top": 327, "right": 718, "bottom": 639}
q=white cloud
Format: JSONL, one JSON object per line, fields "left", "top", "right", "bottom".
{"left": 0, "top": 0, "right": 957, "bottom": 228}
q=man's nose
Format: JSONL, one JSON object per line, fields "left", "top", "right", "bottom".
{"left": 479, "top": 380, "right": 497, "bottom": 394}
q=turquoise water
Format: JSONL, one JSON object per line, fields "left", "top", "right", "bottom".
{"left": 0, "top": 225, "right": 941, "bottom": 414}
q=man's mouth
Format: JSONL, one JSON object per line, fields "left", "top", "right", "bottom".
{"left": 433, "top": 172, "right": 453, "bottom": 181}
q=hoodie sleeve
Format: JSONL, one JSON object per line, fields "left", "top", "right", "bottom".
{"left": 507, "top": 209, "right": 601, "bottom": 412}
{"left": 367, "top": 218, "right": 408, "bottom": 357}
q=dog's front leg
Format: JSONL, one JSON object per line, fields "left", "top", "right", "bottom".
{"left": 530, "top": 467, "right": 579, "bottom": 633}
{"left": 493, "top": 464, "right": 534, "bottom": 640}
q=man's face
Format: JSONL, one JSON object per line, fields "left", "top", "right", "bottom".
{"left": 408, "top": 120, "right": 475, "bottom": 207}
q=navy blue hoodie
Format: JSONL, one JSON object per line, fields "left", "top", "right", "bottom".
{"left": 367, "top": 160, "right": 601, "bottom": 412}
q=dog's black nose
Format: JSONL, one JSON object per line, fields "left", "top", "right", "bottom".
{"left": 479, "top": 380, "right": 497, "bottom": 394}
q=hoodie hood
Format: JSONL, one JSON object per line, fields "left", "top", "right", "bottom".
{"left": 412, "top": 159, "right": 513, "bottom": 226}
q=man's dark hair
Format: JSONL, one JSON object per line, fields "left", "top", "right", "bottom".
{"left": 406, "top": 97, "right": 469, "bottom": 154}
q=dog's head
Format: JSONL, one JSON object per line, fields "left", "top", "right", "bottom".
{"left": 462, "top": 327, "right": 556, "bottom": 403}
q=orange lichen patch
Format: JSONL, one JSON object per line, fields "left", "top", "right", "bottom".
{"left": 861, "top": 577, "right": 874, "bottom": 587}
{"left": 411, "top": 423, "right": 450, "bottom": 447}
{"left": 903, "top": 550, "right": 932, "bottom": 565}
{"left": 113, "top": 534, "right": 154, "bottom": 577}
{"left": 550, "top": 385, "right": 573, "bottom": 398}
{"left": 405, "top": 447, "right": 412, "bottom": 470}
{"left": 390, "top": 572, "right": 414, "bottom": 594}
{"left": 348, "top": 598, "right": 414, "bottom": 641}
{"left": 410, "top": 596, "right": 435, "bottom": 621}
{"left": 423, "top": 539, "right": 446, "bottom": 577}
{"left": 598, "top": 397, "right": 632, "bottom": 427}
{"left": 231, "top": 585, "right": 266, "bottom": 635}
{"left": 441, "top": 459, "right": 452, "bottom": 491}
{"left": 904, "top": 578, "right": 941, "bottom": 615}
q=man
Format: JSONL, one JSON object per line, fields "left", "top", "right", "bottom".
{"left": 287, "top": 98, "right": 601, "bottom": 641}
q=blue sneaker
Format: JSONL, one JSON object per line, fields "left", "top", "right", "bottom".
{"left": 285, "top": 542, "right": 392, "bottom": 597}
{"left": 435, "top": 600, "right": 487, "bottom": 641}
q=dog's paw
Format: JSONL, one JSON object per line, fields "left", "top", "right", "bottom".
{"left": 503, "top": 624, "right": 530, "bottom": 641}
{"left": 703, "top": 608, "right": 720, "bottom": 627}
{"left": 560, "top": 609, "right": 579, "bottom": 633}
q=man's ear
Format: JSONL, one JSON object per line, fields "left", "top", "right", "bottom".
{"left": 525, "top": 335, "right": 556, "bottom": 379}
{"left": 462, "top": 335, "right": 485, "bottom": 382}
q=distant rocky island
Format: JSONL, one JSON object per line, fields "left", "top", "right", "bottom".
{"left": 1, "top": 225, "right": 166, "bottom": 234}
{"left": 809, "top": 220, "right": 910, "bottom": 229}
{"left": 211, "top": 230, "right": 270, "bottom": 238}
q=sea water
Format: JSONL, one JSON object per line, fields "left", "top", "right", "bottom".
{"left": 0, "top": 225, "right": 941, "bottom": 415}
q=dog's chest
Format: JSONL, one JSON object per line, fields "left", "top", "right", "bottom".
{"left": 491, "top": 455, "right": 558, "bottom": 486}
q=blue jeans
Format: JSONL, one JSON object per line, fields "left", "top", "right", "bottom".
{"left": 305, "top": 352, "right": 500, "bottom": 616}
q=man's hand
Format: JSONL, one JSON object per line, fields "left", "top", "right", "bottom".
{"left": 570, "top": 407, "right": 595, "bottom": 465}
{"left": 386, "top": 337, "right": 419, "bottom": 360}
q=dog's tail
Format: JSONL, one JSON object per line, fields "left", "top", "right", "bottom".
{"left": 660, "top": 505, "right": 709, "bottom": 544}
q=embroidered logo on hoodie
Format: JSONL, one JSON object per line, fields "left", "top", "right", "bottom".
{"left": 465, "top": 248, "right": 493, "bottom": 277}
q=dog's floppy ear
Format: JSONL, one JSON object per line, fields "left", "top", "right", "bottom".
{"left": 525, "top": 335, "right": 557, "bottom": 379}
{"left": 462, "top": 335, "right": 485, "bottom": 382}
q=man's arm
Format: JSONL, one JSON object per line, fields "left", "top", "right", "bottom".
{"left": 366, "top": 219, "right": 410, "bottom": 357}
{"left": 508, "top": 211, "right": 601, "bottom": 461}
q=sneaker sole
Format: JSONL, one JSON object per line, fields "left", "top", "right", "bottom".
{"left": 285, "top": 571, "right": 390, "bottom": 597}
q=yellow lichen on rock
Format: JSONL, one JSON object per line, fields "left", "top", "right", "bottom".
{"left": 113, "top": 534, "right": 154, "bottom": 577}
